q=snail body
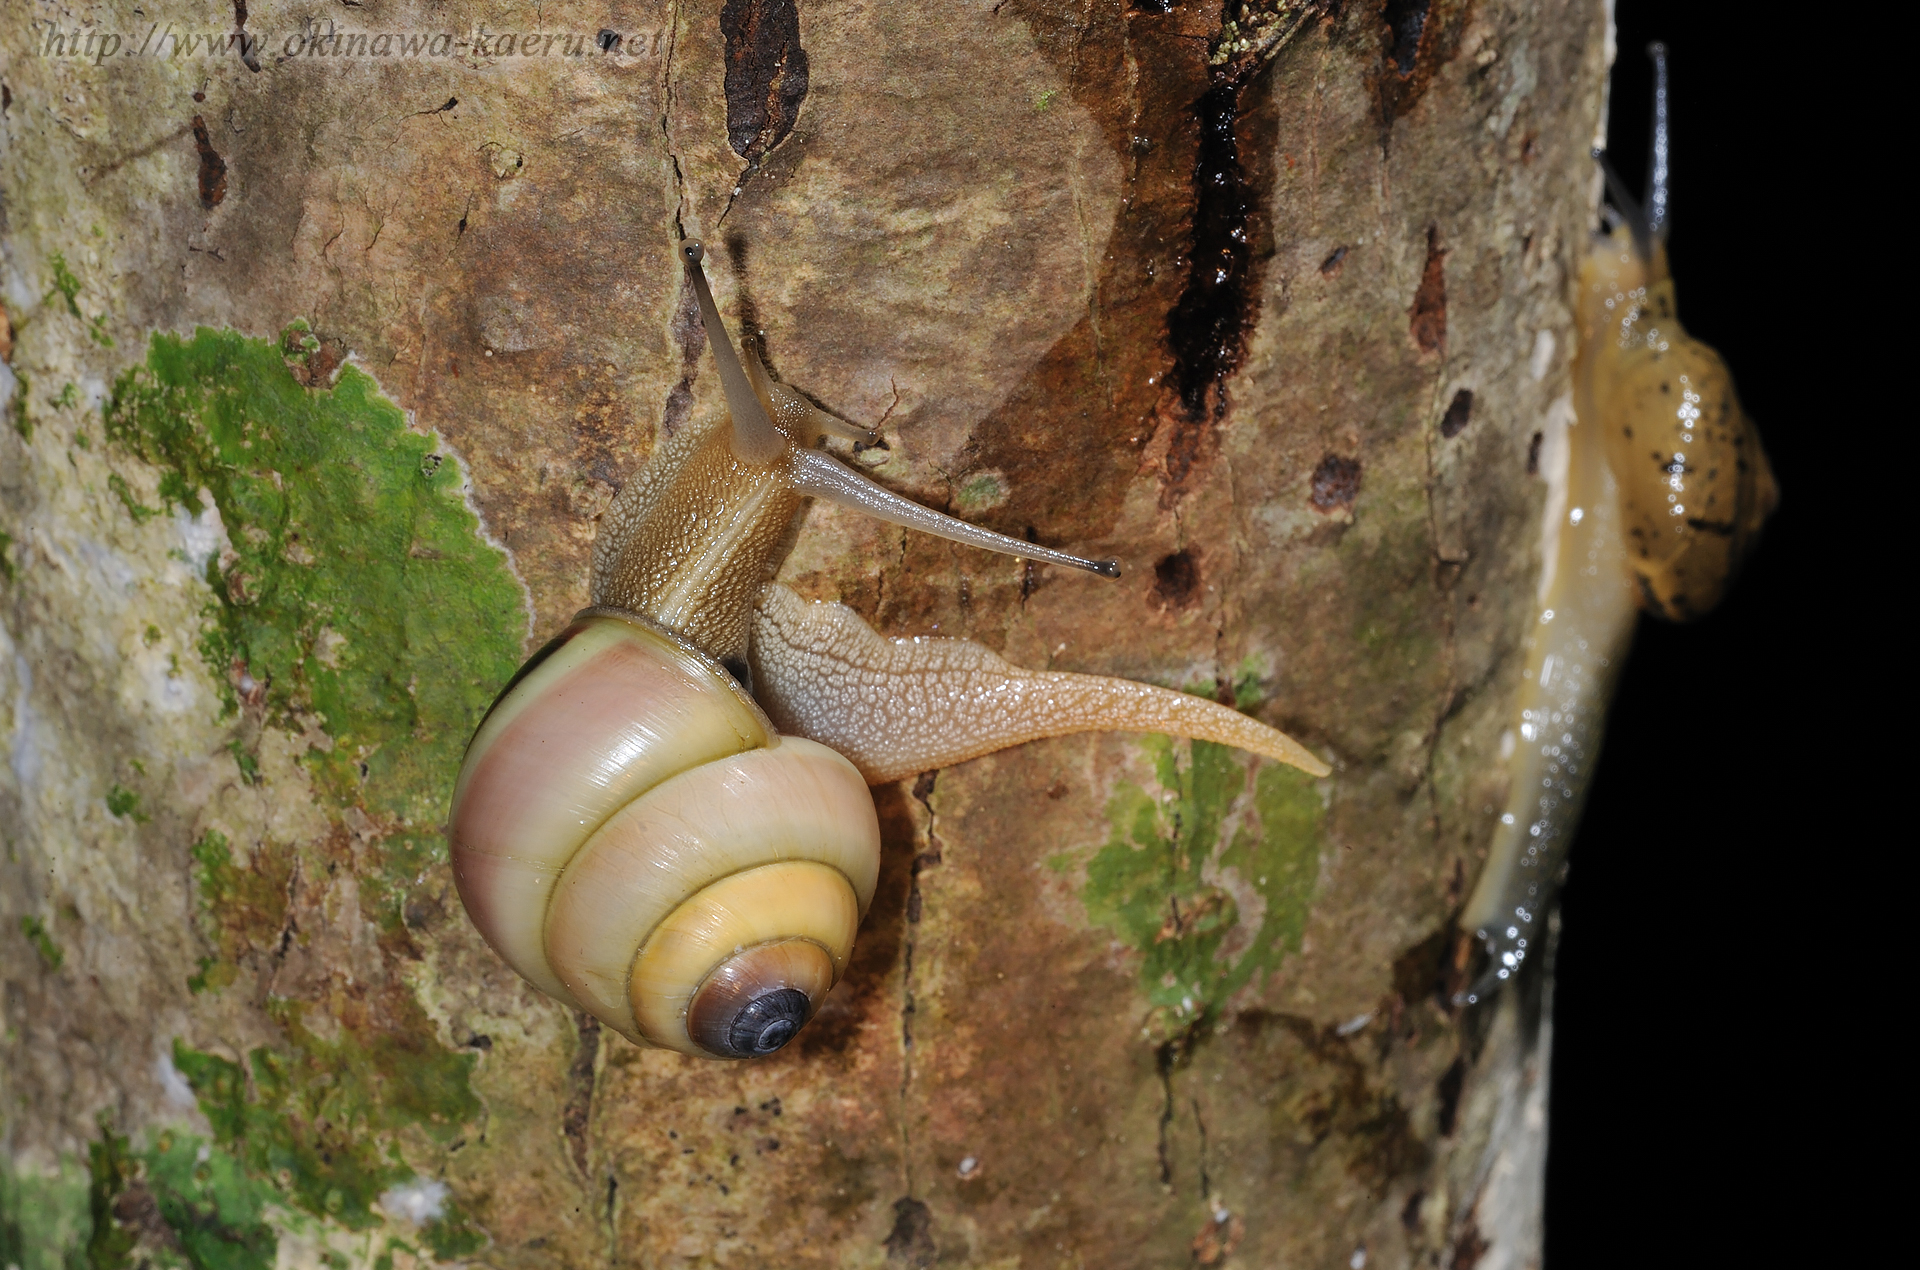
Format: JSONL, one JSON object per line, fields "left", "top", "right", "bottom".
{"left": 451, "top": 240, "right": 1327, "bottom": 1058}
{"left": 1458, "top": 45, "right": 1777, "bottom": 1001}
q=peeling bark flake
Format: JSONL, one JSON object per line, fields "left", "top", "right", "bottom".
{"left": 191, "top": 115, "right": 227, "bottom": 209}
{"left": 1410, "top": 225, "right": 1447, "bottom": 355}
{"left": 721, "top": 0, "right": 810, "bottom": 165}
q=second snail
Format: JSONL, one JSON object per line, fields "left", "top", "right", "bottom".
{"left": 1456, "top": 43, "right": 1777, "bottom": 1001}
{"left": 447, "top": 240, "right": 1328, "bottom": 1061}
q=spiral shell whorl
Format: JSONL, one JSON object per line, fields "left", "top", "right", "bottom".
{"left": 449, "top": 611, "right": 879, "bottom": 1058}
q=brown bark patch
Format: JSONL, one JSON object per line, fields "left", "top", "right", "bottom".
{"left": 722, "top": 0, "right": 810, "bottom": 165}
{"left": 562, "top": 1011, "right": 601, "bottom": 1179}
{"left": 1151, "top": 548, "right": 1201, "bottom": 611}
{"left": 1372, "top": 0, "right": 1469, "bottom": 122}
{"left": 1409, "top": 224, "right": 1447, "bottom": 355}
{"left": 1384, "top": 0, "right": 1431, "bottom": 74}
{"left": 1310, "top": 454, "right": 1363, "bottom": 511}
{"left": 191, "top": 115, "right": 227, "bottom": 209}
{"left": 1439, "top": 388, "right": 1473, "bottom": 437}
{"left": 231, "top": 0, "right": 261, "bottom": 71}
{"left": 1452, "top": 1219, "right": 1490, "bottom": 1269}
{"left": 884, "top": 1196, "right": 936, "bottom": 1267}
{"left": 1435, "top": 1057, "right": 1466, "bottom": 1134}
{"left": 1391, "top": 925, "right": 1452, "bottom": 1006}
{"left": 1191, "top": 1209, "right": 1246, "bottom": 1265}
{"left": 111, "top": 1181, "right": 183, "bottom": 1252}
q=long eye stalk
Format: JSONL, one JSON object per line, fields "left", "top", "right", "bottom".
{"left": 681, "top": 239, "right": 787, "bottom": 466}
{"left": 1591, "top": 147, "right": 1647, "bottom": 257}
{"left": 678, "top": 238, "right": 1119, "bottom": 580}
{"left": 787, "top": 449, "right": 1121, "bottom": 578}
{"left": 1645, "top": 41, "right": 1670, "bottom": 241}
{"left": 1592, "top": 41, "right": 1674, "bottom": 258}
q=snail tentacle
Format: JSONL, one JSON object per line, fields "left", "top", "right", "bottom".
{"left": 682, "top": 237, "right": 787, "bottom": 466}
{"left": 741, "top": 344, "right": 878, "bottom": 447}
{"left": 1645, "top": 42, "right": 1670, "bottom": 240}
{"left": 785, "top": 448, "right": 1121, "bottom": 578}
{"left": 749, "top": 583, "right": 1329, "bottom": 784}
{"left": 680, "top": 237, "right": 1107, "bottom": 576}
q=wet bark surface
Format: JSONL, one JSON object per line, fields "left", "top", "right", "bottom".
{"left": 2, "top": 1, "right": 1604, "bottom": 1265}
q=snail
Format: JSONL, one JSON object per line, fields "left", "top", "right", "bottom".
{"left": 449, "top": 238, "right": 1329, "bottom": 1059}
{"left": 1456, "top": 44, "right": 1778, "bottom": 1002}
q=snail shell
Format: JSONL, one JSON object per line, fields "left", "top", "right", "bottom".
{"left": 450, "top": 609, "right": 879, "bottom": 1058}
{"left": 1589, "top": 252, "right": 1777, "bottom": 621}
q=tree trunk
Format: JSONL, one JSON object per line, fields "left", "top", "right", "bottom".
{"left": 2, "top": 1, "right": 1605, "bottom": 1266}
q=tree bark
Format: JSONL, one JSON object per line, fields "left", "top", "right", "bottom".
{"left": 2, "top": 1, "right": 1605, "bottom": 1266}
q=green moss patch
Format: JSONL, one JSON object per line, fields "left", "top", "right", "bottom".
{"left": 171, "top": 1004, "right": 479, "bottom": 1238}
{"left": 93, "top": 325, "right": 520, "bottom": 1259}
{"left": 1, "top": 1155, "right": 87, "bottom": 1270}
{"left": 1082, "top": 738, "right": 1324, "bottom": 1041}
{"left": 19, "top": 913, "right": 64, "bottom": 972}
{"left": 141, "top": 1130, "right": 278, "bottom": 1270}
{"left": 6, "top": 1124, "right": 281, "bottom": 1270}
{"left": 104, "top": 326, "right": 525, "bottom": 828}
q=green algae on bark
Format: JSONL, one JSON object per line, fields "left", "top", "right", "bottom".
{"left": 88, "top": 326, "right": 515, "bottom": 1257}
{"left": 140, "top": 1130, "right": 279, "bottom": 1270}
{"left": 17, "top": 914, "right": 63, "bottom": 972}
{"left": 102, "top": 325, "right": 526, "bottom": 923}
{"left": 102, "top": 326, "right": 524, "bottom": 825}
{"left": 0, "top": 1157, "right": 87, "bottom": 1270}
{"left": 172, "top": 1024, "right": 479, "bottom": 1239}
{"left": 183, "top": 829, "right": 286, "bottom": 997}
{"left": 1079, "top": 737, "right": 1325, "bottom": 1040}
{"left": 68, "top": 1116, "right": 280, "bottom": 1270}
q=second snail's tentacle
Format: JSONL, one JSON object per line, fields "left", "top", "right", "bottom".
{"left": 1646, "top": 42, "right": 1670, "bottom": 240}
{"left": 680, "top": 238, "right": 787, "bottom": 466}
{"left": 784, "top": 448, "right": 1120, "bottom": 578}
{"left": 1591, "top": 148, "right": 1649, "bottom": 257}
{"left": 750, "top": 584, "right": 1329, "bottom": 784}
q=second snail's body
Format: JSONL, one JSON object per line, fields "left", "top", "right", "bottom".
{"left": 1457, "top": 46, "right": 1777, "bottom": 1000}
{"left": 450, "top": 241, "right": 1327, "bottom": 1058}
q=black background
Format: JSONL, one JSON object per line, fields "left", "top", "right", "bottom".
{"left": 1541, "top": 5, "right": 1851, "bottom": 1264}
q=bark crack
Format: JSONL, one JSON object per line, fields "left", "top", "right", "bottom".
{"left": 899, "top": 770, "right": 941, "bottom": 1199}
{"left": 1191, "top": 1094, "right": 1213, "bottom": 1198}
{"left": 662, "top": 1, "right": 690, "bottom": 239}
{"left": 1154, "top": 1040, "right": 1178, "bottom": 1188}
{"left": 562, "top": 1010, "right": 601, "bottom": 1182}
